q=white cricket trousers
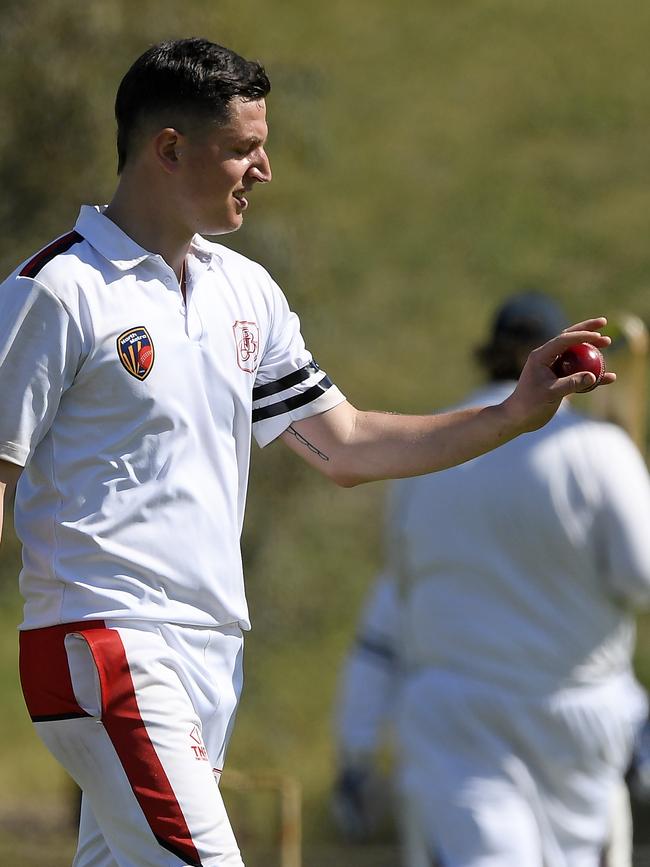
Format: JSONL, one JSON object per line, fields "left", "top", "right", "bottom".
{"left": 19, "top": 619, "right": 246, "bottom": 866}
{"left": 396, "top": 669, "right": 646, "bottom": 867}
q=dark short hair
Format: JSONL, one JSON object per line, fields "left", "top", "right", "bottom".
{"left": 115, "top": 37, "right": 271, "bottom": 173}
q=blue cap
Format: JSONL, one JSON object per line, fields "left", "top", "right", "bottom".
{"left": 491, "top": 291, "right": 568, "bottom": 344}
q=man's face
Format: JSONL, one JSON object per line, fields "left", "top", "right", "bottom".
{"left": 177, "top": 97, "right": 271, "bottom": 236}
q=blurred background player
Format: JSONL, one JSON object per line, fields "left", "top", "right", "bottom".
{"left": 332, "top": 292, "right": 650, "bottom": 867}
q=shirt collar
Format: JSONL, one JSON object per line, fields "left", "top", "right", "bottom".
{"left": 189, "top": 233, "right": 223, "bottom": 268}
{"left": 75, "top": 205, "right": 154, "bottom": 270}
{"left": 74, "top": 205, "right": 223, "bottom": 271}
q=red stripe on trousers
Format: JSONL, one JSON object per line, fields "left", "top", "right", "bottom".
{"left": 82, "top": 627, "right": 203, "bottom": 866}
{"left": 19, "top": 621, "right": 105, "bottom": 719}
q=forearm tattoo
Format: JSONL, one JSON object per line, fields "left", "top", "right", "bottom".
{"left": 287, "top": 425, "right": 330, "bottom": 462}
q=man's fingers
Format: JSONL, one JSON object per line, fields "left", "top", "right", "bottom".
{"left": 551, "top": 370, "right": 617, "bottom": 397}
{"left": 561, "top": 317, "right": 608, "bottom": 334}
{"left": 538, "top": 328, "right": 611, "bottom": 362}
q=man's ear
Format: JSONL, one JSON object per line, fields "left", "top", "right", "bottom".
{"left": 153, "top": 128, "right": 185, "bottom": 173}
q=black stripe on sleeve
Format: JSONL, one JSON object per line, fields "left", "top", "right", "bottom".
{"left": 355, "top": 635, "right": 398, "bottom": 665}
{"left": 252, "top": 360, "right": 321, "bottom": 401}
{"left": 252, "top": 376, "right": 333, "bottom": 423}
{"left": 19, "top": 231, "right": 84, "bottom": 279}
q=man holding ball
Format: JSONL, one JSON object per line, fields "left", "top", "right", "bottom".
{"left": 0, "top": 38, "right": 615, "bottom": 867}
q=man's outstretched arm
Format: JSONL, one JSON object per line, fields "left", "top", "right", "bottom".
{"left": 281, "top": 318, "right": 615, "bottom": 487}
{"left": 0, "top": 459, "right": 22, "bottom": 544}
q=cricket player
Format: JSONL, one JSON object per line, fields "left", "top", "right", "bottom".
{"left": 333, "top": 293, "right": 650, "bottom": 867}
{"left": 0, "top": 40, "right": 616, "bottom": 867}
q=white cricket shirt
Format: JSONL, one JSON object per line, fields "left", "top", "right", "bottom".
{"left": 0, "top": 206, "right": 345, "bottom": 630}
{"left": 389, "top": 383, "right": 650, "bottom": 692}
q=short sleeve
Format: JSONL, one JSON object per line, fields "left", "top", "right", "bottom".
{"left": 252, "top": 282, "right": 345, "bottom": 447}
{"left": 0, "top": 276, "right": 82, "bottom": 466}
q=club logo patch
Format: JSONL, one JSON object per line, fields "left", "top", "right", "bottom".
{"left": 233, "top": 320, "right": 259, "bottom": 373}
{"left": 117, "top": 326, "right": 155, "bottom": 380}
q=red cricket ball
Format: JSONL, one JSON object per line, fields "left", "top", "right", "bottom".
{"left": 550, "top": 342, "right": 605, "bottom": 391}
{"left": 139, "top": 345, "right": 154, "bottom": 371}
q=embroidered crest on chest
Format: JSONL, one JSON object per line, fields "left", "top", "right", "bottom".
{"left": 116, "top": 326, "right": 155, "bottom": 381}
{"left": 233, "top": 321, "right": 259, "bottom": 373}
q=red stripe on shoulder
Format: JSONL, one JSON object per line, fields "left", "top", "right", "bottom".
{"left": 19, "top": 230, "right": 84, "bottom": 279}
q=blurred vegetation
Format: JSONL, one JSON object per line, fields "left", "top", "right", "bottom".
{"left": 2, "top": 0, "right": 650, "bottom": 860}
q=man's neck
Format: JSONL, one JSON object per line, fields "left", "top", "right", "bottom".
{"left": 104, "top": 180, "right": 191, "bottom": 280}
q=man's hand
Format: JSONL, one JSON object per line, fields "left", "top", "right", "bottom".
{"left": 502, "top": 317, "right": 615, "bottom": 435}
